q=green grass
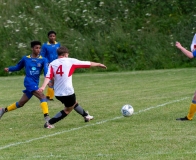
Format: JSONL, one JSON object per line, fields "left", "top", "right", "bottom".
{"left": 0, "top": 68, "right": 196, "bottom": 160}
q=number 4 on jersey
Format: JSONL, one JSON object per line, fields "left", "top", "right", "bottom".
{"left": 56, "top": 65, "right": 64, "bottom": 76}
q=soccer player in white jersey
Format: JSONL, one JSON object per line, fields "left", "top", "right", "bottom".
{"left": 176, "top": 41, "right": 196, "bottom": 121}
{"left": 38, "top": 46, "right": 107, "bottom": 128}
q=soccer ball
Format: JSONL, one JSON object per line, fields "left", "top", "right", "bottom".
{"left": 121, "top": 104, "right": 134, "bottom": 117}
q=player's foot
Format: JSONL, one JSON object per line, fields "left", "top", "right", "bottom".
{"left": 0, "top": 108, "right": 5, "bottom": 119}
{"left": 44, "top": 122, "right": 55, "bottom": 129}
{"left": 46, "top": 96, "right": 54, "bottom": 101}
{"left": 84, "top": 112, "right": 94, "bottom": 122}
{"left": 176, "top": 116, "right": 191, "bottom": 121}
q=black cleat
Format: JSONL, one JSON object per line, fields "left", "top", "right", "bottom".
{"left": 176, "top": 116, "right": 191, "bottom": 121}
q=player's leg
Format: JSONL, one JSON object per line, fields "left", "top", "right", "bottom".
{"left": 44, "top": 94, "right": 76, "bottom": 128}
{"left": 46, "top": 80, "right": 54, "bottom": 101}
{"left": 33, "top": 90, "right": 50, "bottom": 122}
{"left": 187, "top": 101, "right": 196, "bottom": 120}
{"left": 45, "top": 103, "right": 76, "bottom": 128}
{"left": 46, "top": 87, "right": 54, "bottom": 101}
{"left": 0, "top": 93, "right": 30, "bottom": 119}
{"left": 74, "top": 103, "right": 94, "bottom": 122}
{"left": 176, "top": 91, "right": 196, "bottom": 121}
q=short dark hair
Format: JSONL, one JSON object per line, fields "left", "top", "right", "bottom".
{"left": 57, "top": 46, "right": 69, "bottom": 56}
{"left": 48, "top": 30, "right": 56, "bottom": 37}
{"left": 31, "top": 41, "right": 41, "bottom": 48}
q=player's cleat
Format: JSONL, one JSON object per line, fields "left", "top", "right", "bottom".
{"left": 0, "top": 108, "right": 5, "bottom": 119}
{"left": 44, "top": 122, "right": 55, "bottom": 129}
{"left": 84, "top": 112, "right": 94, "bottom": 122}
{"left": 176, "top": 116, "right": 191, "bottom": 121}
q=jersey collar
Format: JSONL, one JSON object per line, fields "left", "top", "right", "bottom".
{"left": 27, "top": 55, "right": 42, "bottom": 58}
{"left": 47, "top": 41, "right": 58, "bottom": 45}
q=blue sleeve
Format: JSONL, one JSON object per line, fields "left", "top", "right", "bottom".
{"left": 9, "top": 57, "right": 25, "bottom": 72}
{"left": 193, "top": 51, "right": 196, "bottom": 57}
{"left": 43, "top": 58, "right": 49, "bottom": 76}
{"left": 41, "top": 44, "right": 46, "bottom": 57}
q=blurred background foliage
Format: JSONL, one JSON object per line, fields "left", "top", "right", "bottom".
{"left": 0, "top": 0, "right": 196, "bottom": 75}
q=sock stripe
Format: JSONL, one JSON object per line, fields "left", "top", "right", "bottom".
{"left": 192, "top": 100, "right": 196, "bottom": 104}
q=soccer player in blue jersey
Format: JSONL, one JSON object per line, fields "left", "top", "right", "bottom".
{"left": 176, "top": 41, "right": 196, "bottom": 121}
{"left": 41, "top": 30, "right": 60, "bottom": 101}
{"left": 0, "top": 41, "right": 52, "bottom": 124}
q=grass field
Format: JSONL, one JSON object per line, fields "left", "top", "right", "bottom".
{"left": 1, "top": 68, "right": 196, "bottom": 160}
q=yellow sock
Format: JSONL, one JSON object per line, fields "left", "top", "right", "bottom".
{"left": 7, "top": 103, "right": 17, "bottom": 111}
{"left": 40, "top": 102, "right": 49, "bottom": 115}
{"left": 46, "top": 87, "right": 54, "bottom": 99}
{"left": 187, "top": 103, "right": 196, "bottom": 120}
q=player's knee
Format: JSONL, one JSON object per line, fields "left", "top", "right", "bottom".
{"left": 37, "top": 95, "right": 46, "bottom": 101}
{"left": 74, "top": 103, "right": 78, "bottom": 108}
{"left": 64, "top": 108, "right": 73, "bottom": 114}
{"left": 17, "top": 102, "right": 24, "bottom": 108}
{"left": 40, "top": 98, "right": 47, "bottom": 103}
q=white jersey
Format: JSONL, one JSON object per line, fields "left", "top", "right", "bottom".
{"left": 191, "top": 34, "right": 196, "bottom": 52}
{"left": 46, "top": 57, "right": 91, "bottom": 96}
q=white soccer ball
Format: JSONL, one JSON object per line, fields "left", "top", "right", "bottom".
{"left": 121, "top": 104, "right": 134, "bottom": 117}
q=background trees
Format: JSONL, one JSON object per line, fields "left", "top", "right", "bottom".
{"left": 0, "top": 0, "right": 196, "bottom": 75}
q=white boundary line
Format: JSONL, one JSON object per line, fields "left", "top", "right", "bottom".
{"left": 0, "top": 97, "right": 189, "bottom": 151}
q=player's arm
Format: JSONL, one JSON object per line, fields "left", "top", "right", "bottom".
{"left": 4, "top": 57, "right": 25, "bottom": 72}
{"left": 39, "top": 77, "right": 51, "bottom": 92}
{"left": 71, "top": 59, "right": 107, "bottom": 69}
{"left": 39, "top": 64, "right": 54, "bottom": 92}
{"left": 42, "top": 58, "right": 54, "bottom": 87}
{"left": 90, "top": 62, "right": 107, "bottom": 69}
{"left": 68, "top": 59, "right": 106, "bottom": 77}
{"left": 176, "top": 41, "right": 194, "bottom": 58}
{"left": 40, "top": 44, "right": 46, "bottom": 57}
{"left": 43, "top": 58, "right": 49, "bottom": 76}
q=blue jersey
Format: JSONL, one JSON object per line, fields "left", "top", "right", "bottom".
{"left": 9, "top": 55, "right": 48, "bottom": 92}
{"left": 41, "top": 41, "right": 60, "bottom": 63}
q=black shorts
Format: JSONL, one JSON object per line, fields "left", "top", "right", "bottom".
{"left": 55, "top": 93, "right": 76, "bottom": 107}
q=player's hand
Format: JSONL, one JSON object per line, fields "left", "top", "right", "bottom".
{"left": 175, "top": 41, "right": 183, "bottom": 49}
{"left": 38, "top": 87, "right": 45, "bottom": 92}
{"left": 99, "top": 64, "right": 107, "bottom": 69}
{"left": 4, "top": 68, "right": 9, "bottom": 72}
